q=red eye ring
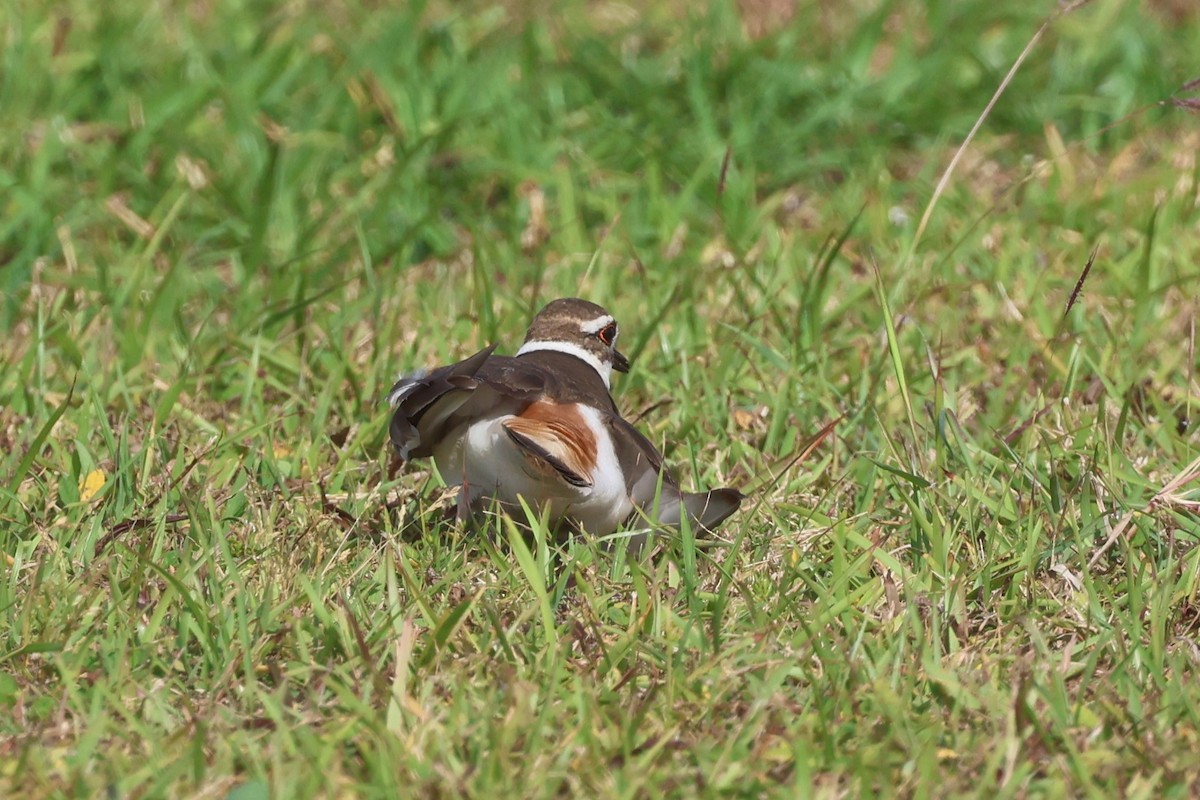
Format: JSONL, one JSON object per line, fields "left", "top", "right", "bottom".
{"left": 597, "top": 323, "right": 617, "bottom": 347}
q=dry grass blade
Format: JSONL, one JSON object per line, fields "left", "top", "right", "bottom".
{"left": 911, "top": 0, "right": 1098, "bottom": 251}
{"left": 741, "top": 415, "right": 842, "bottom": 497}
{"left": 1186, "top": 314, "right": 1195, "bottom": 434}
{"left": 1088, "top": 454, "right": 1200, "bottom": 568}
{"left": 1003, "top": 401, "right": 1058, "bottom": 446}
{"left": 629, "top": 398, "right": 673, "bottom": 425}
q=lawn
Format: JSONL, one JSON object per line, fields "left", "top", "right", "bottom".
{"left": 3, "top": 0, "right": 1200, "bottom": 796}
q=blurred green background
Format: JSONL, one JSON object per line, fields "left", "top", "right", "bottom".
{"left": 4, "top": 0, "right": 1200, "bottom": 796}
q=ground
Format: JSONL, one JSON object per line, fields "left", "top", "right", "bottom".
{"left": 3, "top": 0, "right": 1200, "bottom": 796}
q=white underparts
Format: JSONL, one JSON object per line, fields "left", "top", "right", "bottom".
{"left": 570, "top": 404, "right": 634, "bottom": 531}
{"left": 515, "top": 340, "right": 612, "bottom": 388}
{"left": 451, "top": 404, "right": 633, "bottom": 534}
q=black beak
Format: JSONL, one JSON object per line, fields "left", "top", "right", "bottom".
{"left": 613, "top": 349, "right": 631, "bottom": 373}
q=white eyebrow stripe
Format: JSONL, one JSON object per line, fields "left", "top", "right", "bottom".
{"left": 579, "top": 315, "right": 615, "bottom": 335}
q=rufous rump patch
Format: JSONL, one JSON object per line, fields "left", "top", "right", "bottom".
{"left": 503, "top": 401, "right": 599, "bottom": 479}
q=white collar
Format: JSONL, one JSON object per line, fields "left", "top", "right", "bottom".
{"left": 514, "top": 340, "right": 612, "bottom": 388}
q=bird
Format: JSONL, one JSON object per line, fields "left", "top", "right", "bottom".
{"left": 387, "top": 298, "right": 742, "bottom": 545}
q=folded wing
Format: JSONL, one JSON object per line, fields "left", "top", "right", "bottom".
{"left": 502, "top": 414, "right": 594, "bottom": 488}
{"left": 388, "top": 344, "right": 498, "bottom": 461}
{"left": 608, "top": 415, "right": 743, "bottom": 535}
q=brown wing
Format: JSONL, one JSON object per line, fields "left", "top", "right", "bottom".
{"left": 607, "top": 414, "right": 742, "bottom": 534}
{"left": 388, "top": 345, "right": 502, "bottom": 461}
{"left": 606, "top": 415, "right": 679, "bottom": 502}
{"left": 388, "top": 347, "right": 573, "bottom": 462}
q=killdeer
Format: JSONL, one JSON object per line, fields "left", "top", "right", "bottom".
{"left": 387, "top": 298, "right": 742, "bottom": 542}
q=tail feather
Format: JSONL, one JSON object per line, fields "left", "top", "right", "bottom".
{"left": 680, "top": 488, "right": 743, "bottom": 533}
{"left": 639, "top": 486, "right": 743, "bottom": 535}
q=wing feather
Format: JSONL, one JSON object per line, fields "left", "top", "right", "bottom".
{"left": 388, "top": 345, "right": 498, "bottom": 460}
{"left": 502, "top": 403, "right": 598, "bottom": 488}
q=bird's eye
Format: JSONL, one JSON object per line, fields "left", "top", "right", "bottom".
{"left": 597, "top": 322, "right": 618, "bottom": 347}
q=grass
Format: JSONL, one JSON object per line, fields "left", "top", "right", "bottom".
{"left": 3, "top": 0, "right": 1200, "bottom": 795}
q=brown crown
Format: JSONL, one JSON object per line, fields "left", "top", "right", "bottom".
{"left": 523, "top": 298, "right": 614, "bottom": 344}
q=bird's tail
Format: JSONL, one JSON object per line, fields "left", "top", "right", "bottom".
{"left": 655, "top": 487, "right": 743, "bottom": 534}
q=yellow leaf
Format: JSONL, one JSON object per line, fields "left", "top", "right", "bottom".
{"left": 79, "top": 469, "right": 106, "bottom": 502}
{"left": 733, "top": 409, "right": 756, "bottom": 430}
